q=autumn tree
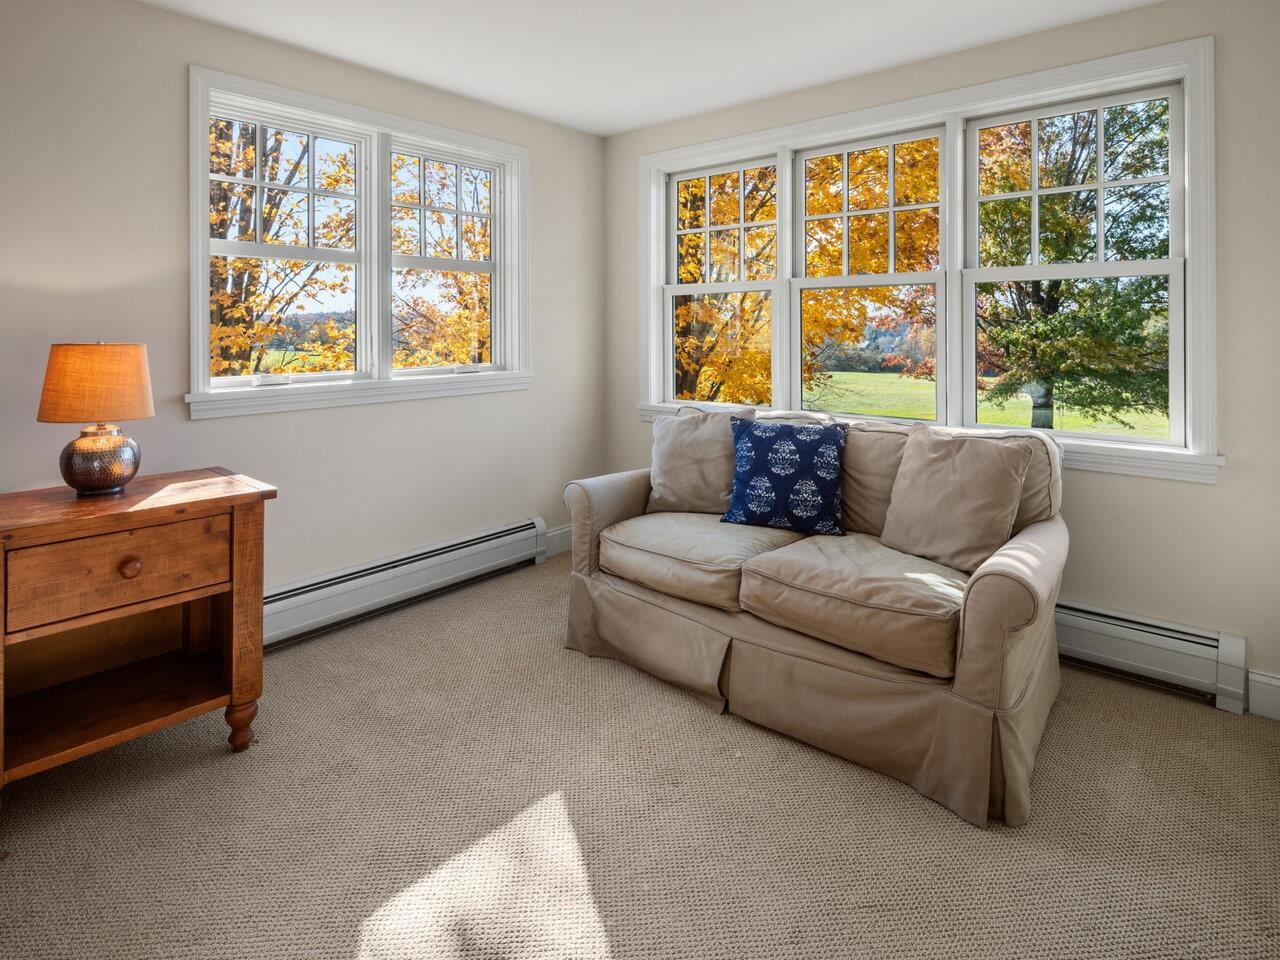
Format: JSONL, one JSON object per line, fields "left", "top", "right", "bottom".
{"left": 673, "top": 139, "right": 941, "bottom": 408}
{"left": 208, "top": 119, "right": 357, "bottom": 375}
{"left": 208, "top": 122, "right": 493, "bottom": 378}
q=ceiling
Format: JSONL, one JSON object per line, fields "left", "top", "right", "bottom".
{"left": 138, "top": 0, "right": 1163, "bottom": 136}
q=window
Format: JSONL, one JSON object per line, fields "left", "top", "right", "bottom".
{"left": 795, "top": 132, "right": 943, "bottom": 421}
{"left": 640, "top": 39, "right": 1221, "bottom": 481}
{"left": 188, "top": 68, "right": 531, "bottom": 418}
{"left": 667, "top": 162, "right": 777, "bottom": 405}
{"left": 967, "top": 89, "right": 1180, "bottom": 442}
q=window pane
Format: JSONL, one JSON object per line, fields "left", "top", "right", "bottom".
{"left": 672, "top": 291, "right": 771, "bottom": 405}
{"left": 460, "top": 166, "right": 490, "bottom": 213}
{"left": 894, "top": 138, "right": 939, "bottom": 204}
{"left": 392, "top": 269, "right": 491, "bottom": 368}
{"left": 708, "top": 171, "right": 741, "bottom": 227}
{"left": 315, "top": 138, "right": 355, "bottom": 194}
{"left": 1105, "top": 183, "right": 1170, "bottom": 261}
{"left": 847, "top": 146, "right": 889, "bottom": 211}
{"left": 975, "top": 275, "right": 1169, "bottom": 438}
{"left": 978, "top": 197, "right": 1031, "bottom": 267}
{"left": 1038, "top": 190, "right": 1097, "bottom": 264}
{"left": 805, "top": 217, "right": 843, "bottom": 277}
{"left": 209, "top": 117, "right": 255, "bottom": 178}
{"left": 1038, "top": 111, "right": 1097, "bottom": 188}
{"left": 677, "top": 233, "right": 705, "bottom": 283}
{"left": 800, "top": 285, "right": 936, "bottom": 420}
{"left": 848, "top": 213, "right": 889, "bottom": 274}
{"left": 262, "top": 188, "right": 308, "bottom": 246}
{"left": 423, "top": 159, "right": 457, "bottom": 209}
{"left": 423, "top": 210, "right": 458, "bottom": 258}
{"left": 314, "top": 195, "right": 355, "bottom": 250}
{"left": 1104, "top": 99, "right": 1169, "bottom": 181}
{"left": 209, "top": 181, "right": 256, "bottom": 241}
{"left": 743, "top": 166, "right": 777, "bottom": 222}
{"left": 391, "top": 154, "right": 421, "bottom": 204}
{"left": 262, "top": 127, "right": 309, "bottom": 187}
{"left": 805, "top": 154, "right": 843, "bottom": 215}
{"left": 709, "top": 228, "right": 740, "bottom": 282}
{"left": 894, "top": 208, "right": 939, "bottom": 272}
{"left": 209, "top": 256, "right": 355, "bottom": 377}
{"left": 744, "top": 226, "right": 776, "bottom": 280}
{"left": 676, "top": 177, "right": 706, "bottom": 230}
{"left": 977, "top": 122, "right": 1031, "bottom": 195}
{"left": 391, "top": 206, "right": 420, "bottom": 255}
{"left": 461, "top": 215, "right": 491, "bottom": 261}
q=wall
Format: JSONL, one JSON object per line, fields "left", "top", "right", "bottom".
{"left": 602, "top": 0, "right": 1280, "bottom": 674}
{"left": 0, "top": 0, "right": 607, "bottom": 588}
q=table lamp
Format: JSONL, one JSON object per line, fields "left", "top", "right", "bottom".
{"left": 37, "top": 342, "right": 155, "bottom": 496}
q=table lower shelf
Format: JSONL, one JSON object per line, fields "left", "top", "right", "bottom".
{"left": 3, "top": 651, "right": 230, "bottom": 783}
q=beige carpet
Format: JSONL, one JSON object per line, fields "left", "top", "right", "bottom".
{"left": 1, "top": 554, "right": 1277, "bottom": 960}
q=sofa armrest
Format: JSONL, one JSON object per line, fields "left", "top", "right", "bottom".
{"left": 953, "top": 515, "right": 1069, "bottom": 709}
{"left": 564, "top": 469, "right": 653, "bottom": 575}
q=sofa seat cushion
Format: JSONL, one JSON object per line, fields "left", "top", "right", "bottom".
{"left": 739, "top": 533, "right": 968, "bottom": 678}
{"left": 599, "top": 513, "right": 803, "bottom": 611}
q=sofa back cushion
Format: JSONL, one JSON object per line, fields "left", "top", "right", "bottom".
{"left": 648, "top": 407, "right": 755, "bottom": 515}
{"left": 840, "top": 419, "right": 1061, "bottom": 536}
{"left": 879, "top": 424, "right": 1034, "bottom": 573}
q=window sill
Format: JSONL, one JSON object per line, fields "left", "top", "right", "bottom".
{"left": 187, "top": 370, "right": 534, "bottom": 419}
{"left": 635, "top": 403, "right": 1224, "bottom": 483}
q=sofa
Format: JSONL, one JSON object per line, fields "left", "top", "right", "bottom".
{"left": 564, "top": 411, "right": 1068, "bottom": 826}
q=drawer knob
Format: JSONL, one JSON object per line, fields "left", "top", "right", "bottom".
{"left": 118, "top": 556, "right": 143, "bottom": 579}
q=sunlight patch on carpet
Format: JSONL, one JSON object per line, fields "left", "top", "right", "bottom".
{"left": 358, "top": 791, "right": 612, "bottom": 959}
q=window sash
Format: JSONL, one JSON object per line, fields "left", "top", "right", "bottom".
{"left": 965, "top": 82, "right": 1184, "bottom": 270}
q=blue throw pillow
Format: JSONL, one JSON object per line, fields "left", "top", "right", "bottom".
{"left": 722, "top": 418, "right": 846, "bottom": 535}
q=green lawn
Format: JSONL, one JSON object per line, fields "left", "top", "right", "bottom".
{"left": 802, "top": 371, "right": 1168, "bottom": 439}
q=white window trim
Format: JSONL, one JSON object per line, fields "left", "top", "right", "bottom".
{"left": 637, "top": 38, "right": 1222, "bottom": 483}
{"left": 187, "top": 66, "right": 532, "bottom": 420}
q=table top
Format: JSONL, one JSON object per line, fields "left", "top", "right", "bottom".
{"left": 0, "top": 467, "right": 276, "bottom": 543}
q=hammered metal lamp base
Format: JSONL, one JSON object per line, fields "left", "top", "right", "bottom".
{"left": 59, "top": 423, "right": 141, "bottom": 497}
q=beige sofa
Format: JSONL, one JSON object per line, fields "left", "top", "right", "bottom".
{"left": 564, "top": 415, "right": 1068, "bottom": 827}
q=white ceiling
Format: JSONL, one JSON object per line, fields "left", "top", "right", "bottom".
{"left": 138, "top": 0, "right": 1163, "bottom": 135}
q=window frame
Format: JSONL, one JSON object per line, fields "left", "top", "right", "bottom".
{"left": 637, "top": 38, "right": 1222, "bottom": 482}
{"left": 187, "top": 67, "right": 531, "bottom": 419}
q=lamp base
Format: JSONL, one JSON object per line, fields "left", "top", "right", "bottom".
{"left": 59, "top": 424, "right": 141, "bottom": 497}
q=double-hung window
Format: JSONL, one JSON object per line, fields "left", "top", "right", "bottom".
{"left": 667, "top": 162, "right": 779, "bottom": 405}
{"left": 795, "top": 132, "right": 945, "bottom": 421}
{"left": 189, "top": 68, "right": 530, "bottom": 418}
{"left": 641, "top": 39, "right": 1220, "bottom": 481}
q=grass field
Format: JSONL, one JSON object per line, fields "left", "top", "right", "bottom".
{"left": 803, "top": 371, "right": 1168, "bottom": 439}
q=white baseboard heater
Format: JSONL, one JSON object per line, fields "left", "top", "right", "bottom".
{"left": 1055, "top": 601, "right": 1247, "bottom": 714}
{"left": 263, "top": 517, "right": 547, "bottom": 646}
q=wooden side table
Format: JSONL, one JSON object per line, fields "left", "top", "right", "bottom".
{"left": 0, "top": 468, "right": 276, "bottom": 786}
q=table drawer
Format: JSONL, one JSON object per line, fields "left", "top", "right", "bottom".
{"left": 6, "top": 515, "right": 231, "bottom": 633}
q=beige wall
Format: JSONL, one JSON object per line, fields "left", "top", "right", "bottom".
{"left": 603, "top": 0, "right": 1280, "bottom": 673}
{"left": 0, "top": 0, "right": 607, "bottom": 588}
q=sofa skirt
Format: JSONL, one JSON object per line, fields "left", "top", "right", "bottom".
{"left": 568, "top": 569, "right": 1058, "bottom": 827}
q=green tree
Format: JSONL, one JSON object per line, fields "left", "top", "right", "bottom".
{"left": 969, "top": 100, "right": 1171, "bottom": 430}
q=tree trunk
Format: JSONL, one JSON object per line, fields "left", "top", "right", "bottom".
{"left": 1028, "top": 379, "right": 1054, "bottom": 429}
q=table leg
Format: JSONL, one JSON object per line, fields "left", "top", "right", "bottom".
{"left": 225, "top": 700, "right": 257, "bottom": 752}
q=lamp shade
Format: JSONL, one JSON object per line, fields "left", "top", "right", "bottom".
{"left": 37, "top": 343, "right": 155, "bottom": 424}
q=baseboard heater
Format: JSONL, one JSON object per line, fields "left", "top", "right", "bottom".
{"left": 1055, "top": 601, "right": 1247, "bottom": 714}
{"left": 263, "top": 517, "right": 547, "bottom": 646}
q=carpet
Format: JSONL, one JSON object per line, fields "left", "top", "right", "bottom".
{"left": 1, "top": 554, "right": 1277, "bottom": 959}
